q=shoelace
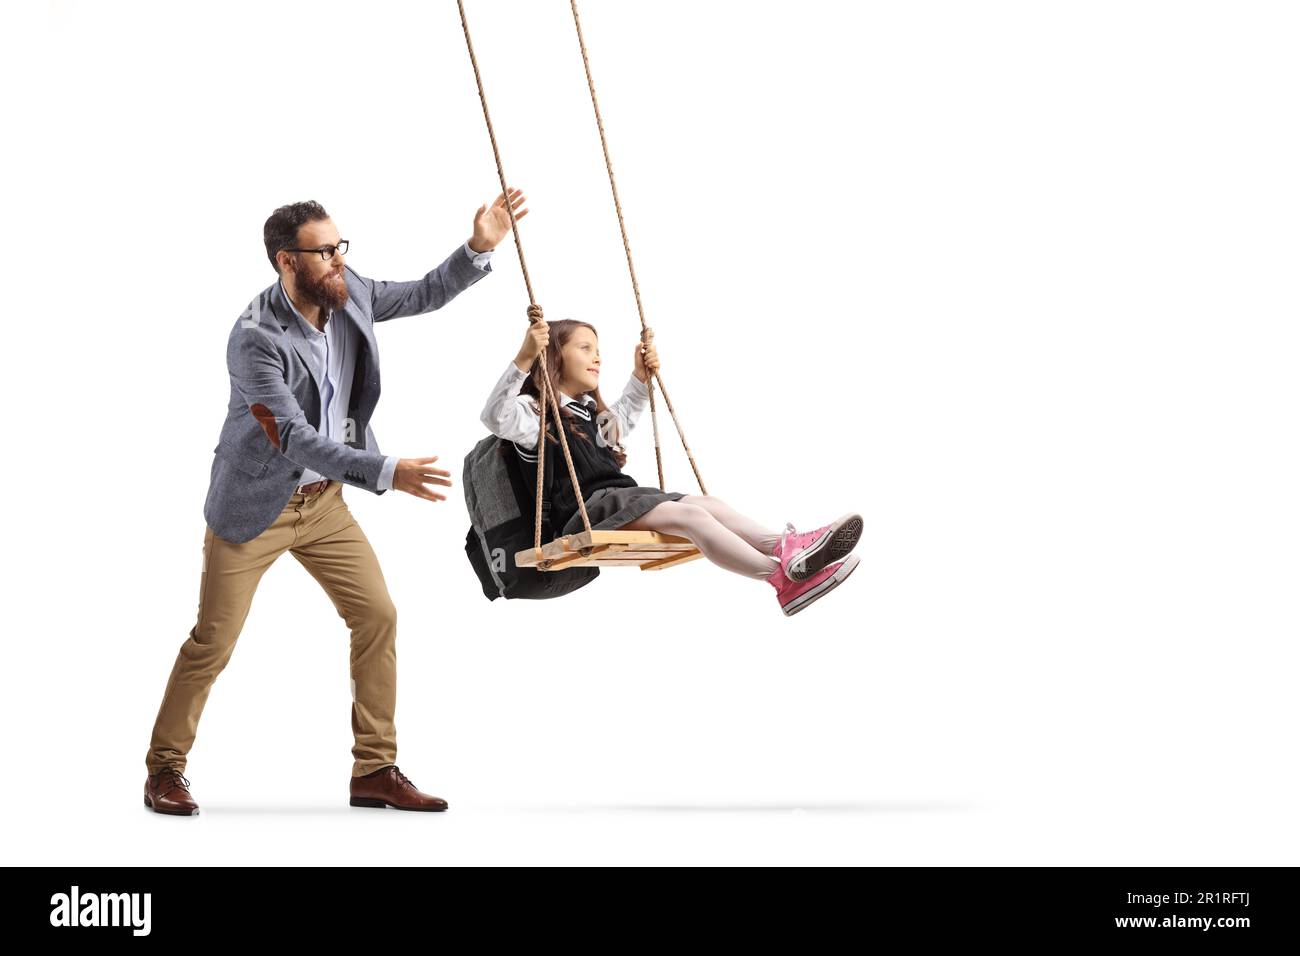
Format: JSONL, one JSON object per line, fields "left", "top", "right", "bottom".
{"left": 156, "top": 769, "right": 191, "bottom": 792}
{"left": 391, "top": 766, "right": 415, "bottom": 789}
{"left": 778, "top": 521, "right": 797, "bottom": 557}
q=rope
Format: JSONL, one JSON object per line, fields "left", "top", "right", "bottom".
{"left": 568, "top": 0, "right": 707, "bottom": 495}
{"left": 457, "top": 0, "right": 593, "bottom": 559}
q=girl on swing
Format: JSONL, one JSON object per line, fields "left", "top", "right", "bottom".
{"left": 479, "top": 317, "right": 863, "bottom": 616}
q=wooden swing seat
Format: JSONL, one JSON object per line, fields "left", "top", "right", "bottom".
{"left": 516, "top": 530, "right": 702, "bottom": 572}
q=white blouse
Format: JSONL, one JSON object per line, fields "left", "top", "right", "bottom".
{"left": 480, "top": 360, "right": 650, "bottom": 451}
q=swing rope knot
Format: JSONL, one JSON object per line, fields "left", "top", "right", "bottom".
{"left": 527, "top": 303, "right": 545, "bottom": 323}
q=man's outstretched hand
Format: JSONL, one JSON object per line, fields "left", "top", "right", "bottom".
{"left": 393, "top": 456, "right": 453, "bottom": 502}
{"left": 469, "top": 186, "right": 528, "bottom": 254}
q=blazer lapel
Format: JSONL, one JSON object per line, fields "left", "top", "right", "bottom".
{"left": 340, "top": 296, "right": 380, "bottom": 433}
{"left": 270, "top": 283, "right": 323, "bottom": 429}
{"left": 266, "top": 281, "right": 377, "bottom": 439}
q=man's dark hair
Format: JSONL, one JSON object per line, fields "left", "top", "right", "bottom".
{"left": 263, "top": 200, "right": 330, "bottom": 274}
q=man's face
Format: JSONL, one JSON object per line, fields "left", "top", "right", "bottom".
{"left": 281, "top": 218, "right": 349, "bottom": 313}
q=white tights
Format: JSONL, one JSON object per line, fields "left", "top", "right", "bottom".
{"left": 620, "top": 494, "right": 782, "bottom": 581}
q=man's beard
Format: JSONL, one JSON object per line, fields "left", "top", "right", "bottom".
{"left": 292, "top": 257, "right": 349, "bottom": 313}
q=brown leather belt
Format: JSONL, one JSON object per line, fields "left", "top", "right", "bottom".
{"left": 295, "top": 479, "right": 331, "bottom": 496}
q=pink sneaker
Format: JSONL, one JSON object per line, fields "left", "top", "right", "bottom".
{"left": 773, "top": 512, "right": 863, "bottom": 581}
{"left": 767, "top": 554, "right": 860, "bottom": 616}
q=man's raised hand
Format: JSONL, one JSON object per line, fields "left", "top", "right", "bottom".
{"left": 470, "top": 186, "right": 529, "bottom": 254}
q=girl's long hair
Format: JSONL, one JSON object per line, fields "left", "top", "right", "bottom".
{"left": 518, "top": 318, "right": 628, "bottom": 469}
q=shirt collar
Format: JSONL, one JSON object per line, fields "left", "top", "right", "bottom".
{"left": 557, "top": 388, "right": 596, "bottom": 409}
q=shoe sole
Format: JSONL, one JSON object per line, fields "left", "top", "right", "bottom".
{"left": 788, "top": 513, "right": 863, "bottom": 581}
{"left": 349, "top": 796, "right": 448, "bottom": 811}
{"left": 782, "top": 554, "right": 860, "bottom": 616}
{"left": 143, "top": 795, "right": 199, "bottom": 816}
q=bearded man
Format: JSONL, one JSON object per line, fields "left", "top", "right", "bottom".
{"left": 143, "top": 192, "right": 527, "bottom": 815}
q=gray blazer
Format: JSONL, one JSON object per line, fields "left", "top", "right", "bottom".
{"left": 204, "top": 243, "right": 491, "bottom": 544}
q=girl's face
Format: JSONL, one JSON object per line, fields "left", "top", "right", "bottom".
{"left": 560, "top": 326, "right": 601, "bottom": 396}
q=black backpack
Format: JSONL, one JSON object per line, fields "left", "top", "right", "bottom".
{"left": 463, "top": 433, "right": 600, "bottom": 600}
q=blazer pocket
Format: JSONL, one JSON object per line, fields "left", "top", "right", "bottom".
{"left": 217, "top": 440, "right": 270, "bottom": 478}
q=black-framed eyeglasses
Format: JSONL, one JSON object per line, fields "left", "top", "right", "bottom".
{"left": 283, "top": 240, "right": 349, "bottom": 261}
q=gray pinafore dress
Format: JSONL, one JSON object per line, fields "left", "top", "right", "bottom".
{"left": 542, "top": 398, "right": 685, "bottom": 537}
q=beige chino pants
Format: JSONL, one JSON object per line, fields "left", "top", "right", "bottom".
{"left": 146, "top": 480, "right": 398, "bottom": 778}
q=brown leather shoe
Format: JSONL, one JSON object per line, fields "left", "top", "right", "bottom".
{"left": 144, "top": 768, "right": 200, "bottom": 816}
{"left": 349, "top": 764, "right": 447, "bottom": 811}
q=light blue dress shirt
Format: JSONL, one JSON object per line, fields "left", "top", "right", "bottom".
{"left": 283, "top": 240, "right": 493, "bottom": 490}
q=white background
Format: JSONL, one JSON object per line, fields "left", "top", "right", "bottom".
{"left": 2, "top": 0, "right": 1296, "bottom": 865}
